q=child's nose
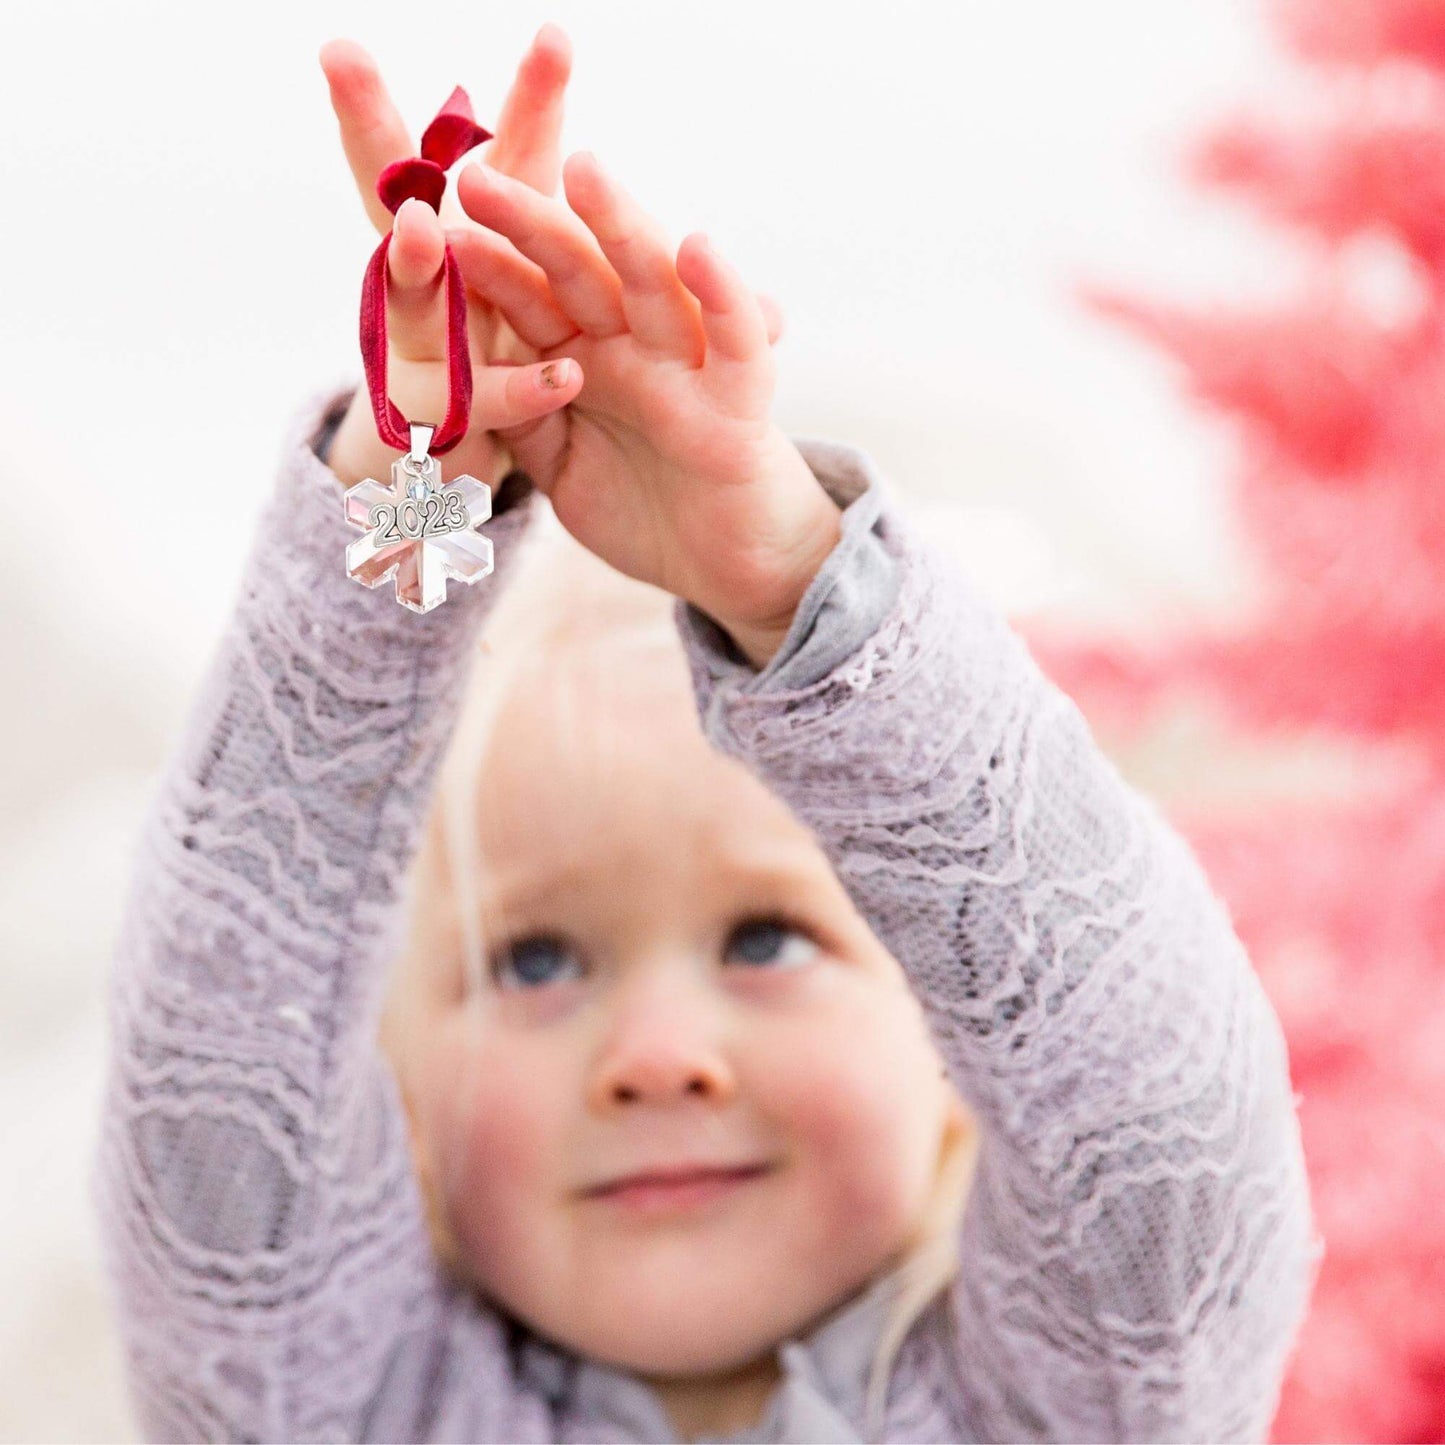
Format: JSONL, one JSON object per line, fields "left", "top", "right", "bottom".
{"left": 587, "top": 1003, "right": 737, "bottom": 1111}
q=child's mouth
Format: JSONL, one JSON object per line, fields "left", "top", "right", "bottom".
{"left": 583, "top": 1163, "right": 773, "bottom": 1216}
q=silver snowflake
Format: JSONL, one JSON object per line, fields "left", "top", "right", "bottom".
{"left": 342, "top": 453, "right": 494, "bottom": 615}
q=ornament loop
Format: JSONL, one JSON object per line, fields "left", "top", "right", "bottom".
{"left": 409, "top": 422, "right": 436, "bottom": 463}
{"left": 357, "top": 86, "right": 493, "bottom": 459}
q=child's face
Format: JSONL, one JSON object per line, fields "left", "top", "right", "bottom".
{"left": 399, "top": 646, "right": 957, "bottom": 1380}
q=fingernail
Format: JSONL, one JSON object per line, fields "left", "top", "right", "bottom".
{"left": 538, "top": 360, "right": 572, "bottom": 389}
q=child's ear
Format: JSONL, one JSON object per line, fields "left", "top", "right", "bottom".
{"left": 942, "top": 1075, "right": 976, "bottom": 1161}
{"left": 942, "top": 1082, "right": 974, "bottom": 1146}
{"left": 415, "top": 1124, "right": 468, "bottom": 1281}
{"left": 390, "top": 1054, "right": 471, "bottom": 1283}
{"left": 374, "top": 991, "right": 469, "bottom": 1282}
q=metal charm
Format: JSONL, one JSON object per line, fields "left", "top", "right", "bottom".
{"left": 342, "top": 423, "right": 494, "bottom": 615}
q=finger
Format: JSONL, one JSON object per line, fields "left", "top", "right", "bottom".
{"left": 472, "top": 356, "right": 582, "bottom": 438}
{"left": 457, "top": 161, "right": 626, "bottom": 338}
{"left": 478, "top": 360, "right": 581, "bottom": 491}
{"left": 757, "top": 292, "right": 785, "bottom": 346}
{"left": 446, "top": 225, "right": 579, "bottom": 352}
{"left": 675, "top": 232, "right": 773, "bottom": 416}
{"left": 562, "top": 151, "right": 705, "bottom": 362}
{"left": 319, "top": 38, "right": 416, "bottom": 236}
{"left": 485, "top": 313, "right": 536, "bottom": 368}
{"left": 387, "top": 198, "right": 448, "bottom": 362}
{"left": 484, "top": 22, "right": 573, "bottom": 196}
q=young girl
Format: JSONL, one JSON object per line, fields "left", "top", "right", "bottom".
{"left": 92, "top": 24, "right": 1316, "bottom": 1444}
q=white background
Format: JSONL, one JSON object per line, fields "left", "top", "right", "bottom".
{"left": 0, "top": 2, "right": 1319, "bottom": 1437}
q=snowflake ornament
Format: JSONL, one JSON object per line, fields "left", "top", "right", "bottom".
{"left": 342, "top": 425, "right": 494, "bottom": 615}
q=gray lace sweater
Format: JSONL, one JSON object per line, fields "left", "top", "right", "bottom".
{"left": 92, "top": 379, "right": 1315, "bottom": 1443}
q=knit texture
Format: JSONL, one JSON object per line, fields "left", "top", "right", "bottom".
{"left": 92, "top": 381, "right": 1315, "bottom": 1443}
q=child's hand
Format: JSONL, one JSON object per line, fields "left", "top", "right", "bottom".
{"left": 452, "top": 153, "right": 842, "bottom": 669}
{"left": 317, "top": 30, "right": 585, "bottom": 491}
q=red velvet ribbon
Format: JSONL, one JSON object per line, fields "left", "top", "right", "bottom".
{"left": 359, "top": 86, "right": 493, "bottom": 456}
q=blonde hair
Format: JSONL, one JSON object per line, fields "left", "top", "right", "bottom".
{"left": 378, "top": 493, "right": 977, "bottom": 1440}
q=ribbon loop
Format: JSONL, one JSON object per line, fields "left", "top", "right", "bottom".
{"left": 376, "top": 157, "right": 447, "bottom": 215}
{"left": 358, "top": 86, "right": 493, "bottom": 456}
{"left": 419, "top": 85, "right": 494, "bottom": 169}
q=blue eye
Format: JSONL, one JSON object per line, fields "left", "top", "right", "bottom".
{"left": 490, "top": 935, "right": 582, "bottom": 991}
{"left": 727, "top": 917, "right": 817, "bottom": 969}
{"left": 490, "top": 917, "right": 818, "bottom": 990}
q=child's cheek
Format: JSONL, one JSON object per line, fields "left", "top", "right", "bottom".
{"left": 775, "top": 1027, "right": 919, "bottom": 1251}
{"left": 770, "top": 985, "right": 940, "bottom": 1268}
{"left": 438, "top": 1037, "right": 560, "bottom": 1286}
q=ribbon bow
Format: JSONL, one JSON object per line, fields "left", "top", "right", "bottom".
{"left": 359, "top": 86, "right": 493, "bottom": 455}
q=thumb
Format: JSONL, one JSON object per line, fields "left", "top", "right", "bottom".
{"left": 473, "top": 357, "right": 580, "bottom": 490}
{"left": 472, "top": 356, "right": 579, "bottom": 432}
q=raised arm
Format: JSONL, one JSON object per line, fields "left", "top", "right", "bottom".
{"left": 91, "top": 382, "right": 550, "bottom": 1442}
{"left": 674, "top": 436, "right": 1319, "bottom": 1443}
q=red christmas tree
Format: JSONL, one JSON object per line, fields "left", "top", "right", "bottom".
{"left": 1016, "top": 0, "right": 1445, "bottom": 1437}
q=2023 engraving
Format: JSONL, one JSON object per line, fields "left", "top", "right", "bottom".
{"left": 367, "top": 487, "right": 470, "bottom": 543}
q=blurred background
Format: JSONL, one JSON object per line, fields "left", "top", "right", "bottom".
{"left": 4, "top": 0, "right": 1441, "bottom": 1439}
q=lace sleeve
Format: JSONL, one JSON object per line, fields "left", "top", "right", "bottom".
{"left": 90, "top": 382, "right": 543, "bottom": 1442}
{"left": 673, "top": 447, "right": 1317, "bottom": 1442}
